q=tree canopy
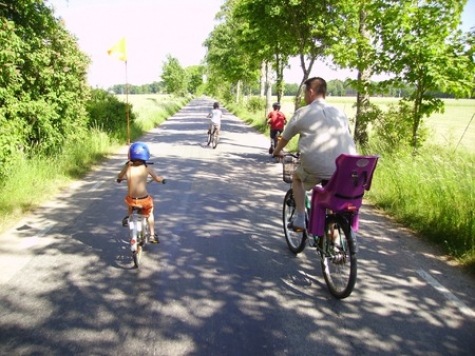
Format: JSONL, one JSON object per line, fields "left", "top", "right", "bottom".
{"left": 0, "top": 0, "right": 91, "bottom": 177}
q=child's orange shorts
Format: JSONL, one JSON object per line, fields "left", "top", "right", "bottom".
{"left": 124, "top": 195, "right": 153, "bottom": 217}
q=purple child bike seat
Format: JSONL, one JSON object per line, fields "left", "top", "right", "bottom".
{"left": 308, "top": 154, "right": 379, "bottom": 237}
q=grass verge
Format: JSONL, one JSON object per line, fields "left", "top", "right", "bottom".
{"left": 0, "top": 94, "right": 188, "bottom": 233}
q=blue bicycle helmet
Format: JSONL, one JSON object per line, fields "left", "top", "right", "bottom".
{"left": 129, "top": 142, "right": 150, "bottom": 161}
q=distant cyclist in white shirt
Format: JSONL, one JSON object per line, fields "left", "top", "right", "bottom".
{"left": 207, "top": 102, "right": 222, "bottom": 137}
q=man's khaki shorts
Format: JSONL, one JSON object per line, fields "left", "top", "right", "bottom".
{"left": 294, "top": 164, "right": 324, "bottom": 191}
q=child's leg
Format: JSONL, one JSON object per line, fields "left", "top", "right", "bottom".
{"left": 148, "top": 207, "right": 155, "bottom": 236}
{"left": 147, "top": 205, "right": 159, "bottom": 243}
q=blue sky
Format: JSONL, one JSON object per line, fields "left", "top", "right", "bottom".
{"left": 48, "top": 0, "right": 475, "bottom": 88}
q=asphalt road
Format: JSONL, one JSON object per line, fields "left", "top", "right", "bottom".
{"left": 0, "top": 97, "right": 474, "bottom": 356}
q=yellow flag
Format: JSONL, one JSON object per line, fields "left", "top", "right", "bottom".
{"left": 107, "top": 37, "right": 127, "bottom": 61}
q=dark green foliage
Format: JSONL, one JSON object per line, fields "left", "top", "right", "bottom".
{"left": 109, "top": 81, "right": 166, "bottom": 95}
{"left": 246, "top": 97, "right": 266, "bottom": 112}
{"left": 0, "top": 0, "right": 90, "bottom": 179}
{"left": 372, "top": 101, "right": 428, "bottom": 152}
{"left": 161, "top": 55, "right": 188, "bottom": 95}
{"left": 86, "top": 89, "right": 136, "bottom": 136}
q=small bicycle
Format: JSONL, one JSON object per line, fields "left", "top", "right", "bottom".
{"left": 122, "top": 206, "right": 150, "bottom": 268}
{"left": 268, "top": 129, "right": 282, "bottom": 154}
{"left": 281, "top": 153, "right": 379, "bottom": 299}
{"left": 117, "top": 176, "right": 165, "bottom": 268}
{"left": 207, "top": 124, "right": 219, "bottom": 149}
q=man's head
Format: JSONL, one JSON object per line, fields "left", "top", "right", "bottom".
{"left": 213, "top": 102, "right": 220, "bottom": 109}
{"left": 303, "top": 77, "right": 326, "bottom": 104}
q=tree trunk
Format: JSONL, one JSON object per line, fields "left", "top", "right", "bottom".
{"left": 412, "top": 88, "right": 423, "bottom": 154}
{"left": 354, "top": 69, "right": 370, "bottom": 146}
{"left": 235, "top": 80, "right": 241, "bottom": 104}
{"left": 260, "top": 61, "right": 266, "bottom": 97}
{"left": 274, "top": 53, "right": 285, "bottom": 103}
{"left": 354, "top": 7, "right": 371, "bottom": 147}
{"left": 294, "top": 53, "right": 316, "bottom": 110}
{"left": 265, "top": 61, "right": 272, "bottom": 117}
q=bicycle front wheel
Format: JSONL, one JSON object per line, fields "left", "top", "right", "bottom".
{"left": 320, "top": 214, "right": 357, "bottom": 299}
{"left": 130, "top": 224, "right": 142, "bottom": 268}
{"left": 282, "top": 189, "right": 307, "bottom": 254}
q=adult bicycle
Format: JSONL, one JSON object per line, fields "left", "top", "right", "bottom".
{"left": 281, "top": 153, "right": 379, "bottom": 299}
{"left": 207, "top": 124, "right": 219, "bottom": 149}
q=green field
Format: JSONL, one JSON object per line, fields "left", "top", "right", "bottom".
{"left": 279, "top": 97, "right": 475, "bottom": 150}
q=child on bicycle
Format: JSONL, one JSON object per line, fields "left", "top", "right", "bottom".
{"left": 267, "top": 102, "right": 287, "bottom": 154}
{"left": 117, "top": 141, "right": 166, "bottom": 243}
{"left": 207, "top": 102, "right": 222, "bottom": 136}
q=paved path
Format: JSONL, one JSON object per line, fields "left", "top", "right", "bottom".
{"left": 0, "top": 97, "right": 474, "bottom": 355}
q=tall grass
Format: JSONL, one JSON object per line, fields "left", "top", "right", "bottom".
{"left": 0, "top": 94, "right": 187, "bottom": 232}
{"left": 366, "top": 143, "right": 475, "bottom": 270}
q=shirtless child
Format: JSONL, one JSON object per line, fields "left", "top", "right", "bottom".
{"left": 117, "top": 141, "right": 166, "bottom": 243}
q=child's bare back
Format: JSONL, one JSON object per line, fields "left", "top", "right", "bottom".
{"left": 127, "top": 163, "right": 150, "bottom": 197}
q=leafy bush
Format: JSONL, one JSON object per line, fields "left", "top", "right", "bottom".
{"left": 0, "top": 9, "right": 90, "bottom": 179}
{"left": 86, "top": 89, "right": 136, "bottom": 137}
{"left": 372, "top": 101, "right": 428, "bottom": 152}
{"left": 246, "top": 96, "right": 266, "bottom": 112}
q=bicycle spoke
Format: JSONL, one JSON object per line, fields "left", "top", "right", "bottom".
{"left": 320, "top": 215, "right": 356, "bottom": 299}
{"left": 282, "top": 189, "right": 307, "bottom": 254}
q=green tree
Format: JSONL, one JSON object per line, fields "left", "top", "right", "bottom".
{"left": 233, "top": 0, "right": 343, "bottom": 109}
{"left": 327, "top": 0, "right": 385, "bottom": 147}
{"left": 204, "top": 5, "right": 260, "bottom": 103}
{"left": 186, "top": 65, "right": 205, "bottom": 94}
{"left": 0, "top": 0, "right": 90, "bottom": 177}
{"left": 376, "top": 0, "right": 471, "bottom": 151}
{"left": 161, "top": 54, "right": 188, "bottom": 96}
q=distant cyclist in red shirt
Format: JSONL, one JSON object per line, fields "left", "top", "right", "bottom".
{"left": 267, "top": 102, "right": 287, "bottom": 154}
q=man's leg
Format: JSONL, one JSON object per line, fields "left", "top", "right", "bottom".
{"left": 290, "top": 173, "right": 306, "bottom": 230}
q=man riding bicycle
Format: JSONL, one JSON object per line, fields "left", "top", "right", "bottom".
{"left": 272, "top": 77, "right": 357, "bottom": 231}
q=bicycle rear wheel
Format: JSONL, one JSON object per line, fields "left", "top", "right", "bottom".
{"left": 282, "top": 189, "right": 307, "bottom": 254}
{"left": 207, "top": 130, "right": 212, "bottom": 146}
{"left": 320, "top": 214, "right": 357, "bottom": 299}
{"left": 212, "top": 131, "right": 219, "bottom": 149}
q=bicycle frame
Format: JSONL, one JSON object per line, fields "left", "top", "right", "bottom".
{"left": 128, "top": 209, "right": 148, "bottom": 251}
{"left": 207, "top": 124, "right": 219, "bottom": 148}
{"left": 128, "top": 207, "right": 150, "bottom": 268}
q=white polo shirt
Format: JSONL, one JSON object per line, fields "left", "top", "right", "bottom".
{"left": 282, "top": 98, "right": 357, "bottom": 179}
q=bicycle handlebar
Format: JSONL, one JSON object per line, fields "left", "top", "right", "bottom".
{"left": 116, "top": 178, "right": 167, "bottom": 184}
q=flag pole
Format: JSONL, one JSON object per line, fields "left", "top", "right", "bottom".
{"left": 125, "top": 60, "right": 130, "bottom": 145}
